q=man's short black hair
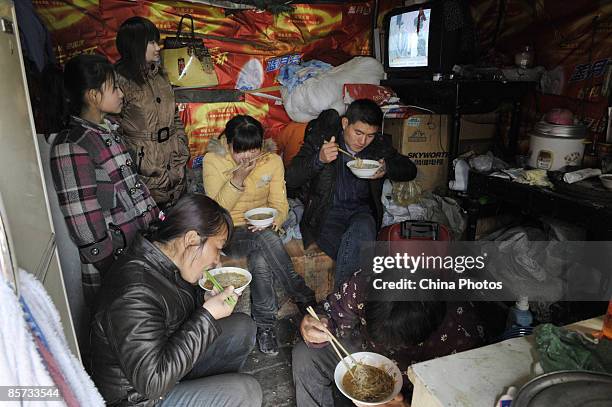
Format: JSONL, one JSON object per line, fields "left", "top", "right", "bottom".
{"left": 344, "top": 99, "right": 383, "bottom": 127}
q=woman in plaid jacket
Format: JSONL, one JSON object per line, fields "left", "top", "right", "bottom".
{"left": 50, "top": 54, "right": 158, "bottom": 303}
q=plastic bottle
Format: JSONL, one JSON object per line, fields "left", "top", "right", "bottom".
{"left": 448, "top": 159, "right": 469, "bottom": 192}
{"left": 506, "top": 296, "right": 533, "bottom": 329}
{"left": 495, "top": 386, "right": 517, "bottom": 407}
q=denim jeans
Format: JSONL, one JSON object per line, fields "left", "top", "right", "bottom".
{"left": 225, "top": 227, "right": 315, "bottom": 328}
{"left": 160, "top": 313, "right": 261, "bottom": 406}
{"left": 292, "top": 339, "right": 361, "bottom": 407}
{"left": 316, "top": 207, "right": 376, "bottom": 289}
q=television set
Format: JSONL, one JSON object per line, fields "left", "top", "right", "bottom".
{"left": 383, "top": 2, "right": 462, "bottom": 79}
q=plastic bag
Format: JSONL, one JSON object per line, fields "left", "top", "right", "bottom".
{"left": 392, "top": 180, "right": 422, "bottom": 206}
{"left": 281, "top": 56, "right": 384, "bottom": 123}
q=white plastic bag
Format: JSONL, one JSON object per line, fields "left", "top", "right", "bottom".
{"left": 281, "top": 57, "right": 384, "bottom": 123}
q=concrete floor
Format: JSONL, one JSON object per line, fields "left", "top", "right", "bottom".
{"left": 243, "top": 315, "right": 301, "bottom": 407}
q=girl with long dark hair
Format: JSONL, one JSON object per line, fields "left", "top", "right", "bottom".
{"left": 50, "top": 54, "right": 158, "bottom": 303}
{"left": 115, "top": 16, "right": 190, "bottom": 209}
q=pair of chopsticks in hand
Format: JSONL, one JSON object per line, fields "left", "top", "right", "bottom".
{"left": 323, "top": 139, "right": 363, "bottom": 167}
{"left": 306, "top": 306, "right": 359, "bottom": 378}
{"left": 223, "top": 152, "right": 270, "bottom": 176}
{"left": 205, "top": 270, "right": 236, "bottom": 306}
{"left": 323, "top": 138, "right": 355, "bottom": 160}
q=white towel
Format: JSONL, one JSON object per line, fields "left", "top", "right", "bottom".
{"left": 19, "top": 270, "right": 105, "bottom": 406}
{"left": 0, "top": 269, "right": 63, "bottom": 406}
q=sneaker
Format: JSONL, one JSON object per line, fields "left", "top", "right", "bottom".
{"left": 257, "top": 327, "right": 279, "bottom": 356}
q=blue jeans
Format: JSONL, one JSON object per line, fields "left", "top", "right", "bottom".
{"left": 226, "top": 227, "right": 315, "bottom": 328}
{"left": 160, "top": 313, "right": 261, "bottom": 406}
{"left": 316, "top": 207, "right": 376, "bottom": 289}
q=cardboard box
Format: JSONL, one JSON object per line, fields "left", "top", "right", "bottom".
{"left": 385, "top": 115, "right": 450, "bottom": 192}
{"left": 459, "top": 113, "right": 498, "bottom": 141}
{"left": 385, "top": 113, "right": 497, "bottom": 191}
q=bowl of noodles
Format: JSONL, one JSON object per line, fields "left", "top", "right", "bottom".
{"left": 334, "top": 352, "right": 402, "bottom": 406}
{"left": 198, "top": 267, "right": 252, "bottom": 295}
{"left": 244, "top": 207, "right": 278, "bottom": 228}
{"left": 347, "top": 159, "right": 381, "bottom": 179}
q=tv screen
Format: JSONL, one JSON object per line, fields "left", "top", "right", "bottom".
{"left": 388, "top": 8, "right": 431, "bottom": 69}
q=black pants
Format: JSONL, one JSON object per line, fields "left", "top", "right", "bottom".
{"left": 159, "top": 313, "right": 261, "bottom": 406}
{"left": 292, "top": 338, "right": 361, "bottom": 407}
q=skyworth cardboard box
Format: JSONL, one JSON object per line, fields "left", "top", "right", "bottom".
{"left": 385, "top": 115, "right": 450, "bottom": 192}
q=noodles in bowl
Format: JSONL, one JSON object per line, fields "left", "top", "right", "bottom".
{"left": 342, "top": 363, "right": 395, "bottom": 403}
{"left": 244, "top": 207, "right": 278, "bottom": 228}
{"left": 347, "top": 159, "right": 381, "bottom": 178}
{"left": 202, "top": 272, "right": 248, "bottom": 290}
{"left": 198, "top": 267, "right": 252, "bottom": 295}
{"left": 249, "top": 213, "right": 273, "bottom": 221}
{"left": 334, "top": 352, "right": 402, "bottom": 405}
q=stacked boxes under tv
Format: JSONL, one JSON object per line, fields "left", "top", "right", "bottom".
{"left": 384, "top": 112, "right": 496, "bottom": 192}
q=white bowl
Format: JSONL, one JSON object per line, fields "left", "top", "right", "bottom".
{"left": 244, "top": 207, "right": 278, "bottom": 228}
{"left": 198, "top": 267, "right": 252, "bottom": 295}
{"left": 347, "top": 159, "right": 381, "bottom": 179}
{"left": 600, "top": 174, "right": 612, "bottom": 190}
{"left": 334, "top": 351, "right": 403, "bottom": 406}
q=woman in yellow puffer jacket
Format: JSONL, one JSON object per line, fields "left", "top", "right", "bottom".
{"left": 203, "top": 115, "right": 315, "bottom": 355}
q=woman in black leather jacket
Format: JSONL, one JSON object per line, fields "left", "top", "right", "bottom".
{"left": 89, "top": 194, "right": 262, "bottom": 406}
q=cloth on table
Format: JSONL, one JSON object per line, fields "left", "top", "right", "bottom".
{"left": 535, "top": 323, "right": 612, "bottom": 374}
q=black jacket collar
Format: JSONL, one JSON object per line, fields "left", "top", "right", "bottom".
{"left": 129, "top": 234, "right": 195, "bottom": 291}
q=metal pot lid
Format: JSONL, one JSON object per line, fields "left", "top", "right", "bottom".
{"left": 534, "top": 121, "right": 587, "bottom": 138}
{"left": 513, "top": 371, "right": 612, "bottom": 407}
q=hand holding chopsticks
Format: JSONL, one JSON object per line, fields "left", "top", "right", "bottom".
{"left": 306, "top": 306, "right": 359, "bottom": 378}
{"left": 205, "top": 270, "right": 237, "bottom": 307}
{"left": 319, "top": 136, "right": 361, "bottom": 166}
{"left": 223, "top": 152, "right": 270, "bottom": 176}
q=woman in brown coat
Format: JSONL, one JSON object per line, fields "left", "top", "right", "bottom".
{"left": 115, "top": 17, "right": 190, "bottom": 209}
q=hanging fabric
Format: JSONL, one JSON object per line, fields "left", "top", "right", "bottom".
{"left": 19, "top": 270, "right": 105, "bottom": 406}
{"left": 0, "top": 270, "right": 59, "bottom": 406}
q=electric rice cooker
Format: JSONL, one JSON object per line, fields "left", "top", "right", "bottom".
{"left": 527, "top": 121, "right": 587, "bottom": 170}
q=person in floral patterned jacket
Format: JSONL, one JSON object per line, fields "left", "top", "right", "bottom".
{"left": 292, "top": 270, "right": 486, "bottom": 407}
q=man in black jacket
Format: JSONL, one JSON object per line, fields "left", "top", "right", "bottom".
{"left": 286, "top": 99, "right": 417, "bottom": 288}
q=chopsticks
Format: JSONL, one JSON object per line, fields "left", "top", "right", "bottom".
{"left": 204, "top": 270, "right": 237, "bottom": 306}
{"left": 323, "top": 137, "right": 356, "bottom": 160}
{"left": 223, "top": 152, "right": 270, "bottom": 175}
{"left": 306, "top": 306, "right": 358, "bottom": 378}
{"left": 322, "top": 138, "right": 363, "bottom": 165}
{"left": 337, "top": 147, "right": 356, "bottom": 160}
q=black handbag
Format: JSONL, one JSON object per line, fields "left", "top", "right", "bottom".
{"left": 163, "top": 14, "right": 214, "bottom": 72}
